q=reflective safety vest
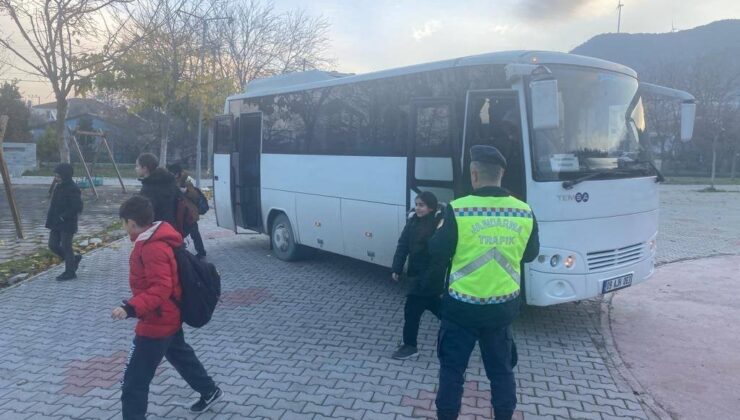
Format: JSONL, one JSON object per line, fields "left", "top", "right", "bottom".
{"left": 448, "top": 194, "right": 534, "bottom": 304}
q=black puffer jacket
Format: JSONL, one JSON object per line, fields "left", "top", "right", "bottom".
{"left": 45, "top": 178, "right": 83, "bottom": 233}
{"left": 140, "top": 168, "right": 178, "bottom": 225}
{"left": 392, "top": 211, "right": 447, "bottom": 297}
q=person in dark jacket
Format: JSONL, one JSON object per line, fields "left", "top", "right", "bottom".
{"left": 136, "top": 153, "right": 178, "bottom": 226}
{"left": 46, "top": 163, "right": 83, "bottom": 281}
{"left": 390, "top": 191, "right": 447, "bottom": 360}
{"left": 167, "top": 163, "right": 206, "bottom": 258}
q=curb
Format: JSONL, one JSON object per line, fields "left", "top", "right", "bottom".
{"left": 0, "top": 235, "right": 129, "bottom": 295}
{"left": 599, "top": 293, "right": 674, "bottom": 420}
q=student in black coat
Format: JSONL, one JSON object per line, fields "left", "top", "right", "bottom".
{"left": 46, "top": 163, "right": 83, "bottom": 281}
{"left": 390, "top": 191, "right": 447, "bottom": 360}
{"left": 136, "top": 153, "right": 178, "bottom": 226}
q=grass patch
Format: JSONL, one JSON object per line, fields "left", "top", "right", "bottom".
{"left": 24, "top": 163, "right": 213, "bottom": 180}
{"left": 697, "top": 186, "right": 738, "bottom": 193}
{"left": 664, "top": 176, "right": 740, "bottom": 185}
{"left": 0, "top": 220, "right": 127, "bottom": 289}
{"left": 24, "top": 163, "right": 138, "bottom": 178}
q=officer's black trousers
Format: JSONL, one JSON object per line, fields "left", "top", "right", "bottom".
{"left": 435, "top": 319, "right": 517, "bottom": 420}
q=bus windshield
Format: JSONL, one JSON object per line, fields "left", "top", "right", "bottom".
{"left": 530, "top": 67, "right": 648, "bottom": 182}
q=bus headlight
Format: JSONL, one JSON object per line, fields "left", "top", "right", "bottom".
{"left": 649, "top": 239, "right": 657, "bottom": 254}
{"left": 550, "top": 255, "right": 561, "bottom": 267}
{"left": 564, "top": 255, "right": 575, "bottom": 269}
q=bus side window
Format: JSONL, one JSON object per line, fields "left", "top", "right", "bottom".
{"left": 214, "top": 117, "right": 233, "bottom": 154}
{"left": 415, "top": 104, "right": 451, "bottom": 157}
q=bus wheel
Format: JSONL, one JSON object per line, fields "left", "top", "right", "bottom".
{"left": 271, "top": 214, "right": 300, "bottom": 261}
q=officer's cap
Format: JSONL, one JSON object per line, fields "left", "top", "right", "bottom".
{"left": 470, "top": 145, "right": 507, "bottom": 169}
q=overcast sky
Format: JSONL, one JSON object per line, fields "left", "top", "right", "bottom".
{"left": 6, "top": 0, "right": 740, "bottom": 102}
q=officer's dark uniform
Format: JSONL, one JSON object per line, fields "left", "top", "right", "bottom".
{"left": 429, "top": 145, "right": 540, "bottom": 420}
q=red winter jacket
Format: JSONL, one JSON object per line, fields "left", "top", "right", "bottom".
{"left": 126, "top": 222, "right": 183, "bottom": 338}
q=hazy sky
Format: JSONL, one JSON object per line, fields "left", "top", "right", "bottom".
{"left": 6, "top": 0, "right": 740, "bottom": 102}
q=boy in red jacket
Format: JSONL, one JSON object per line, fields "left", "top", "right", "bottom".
{"left": 112, "top": 195, "right": 222, "bottom": 419}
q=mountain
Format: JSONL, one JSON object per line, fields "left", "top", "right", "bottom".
{"left": 570, "top": 20, "right": 740, "bottom": 80}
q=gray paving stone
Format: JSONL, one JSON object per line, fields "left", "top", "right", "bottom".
{"left": 5, "top": 188, "right": 735, "bottom": 420}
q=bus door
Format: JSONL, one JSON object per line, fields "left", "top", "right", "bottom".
{"left": 461, "top": 90, "right": 526, "bottom": 199}
{"left": 407, "top": 98, "right": 460, "bottom": 211}
{"left": 213, "top": 114, "right": 236, "bottom": 232}
{"left": 235, "top": 112, "right": 263, "bottom": 232}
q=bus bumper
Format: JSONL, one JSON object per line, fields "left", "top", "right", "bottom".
{"left": 525, "top": 255, "right": 656, "bottom": 306}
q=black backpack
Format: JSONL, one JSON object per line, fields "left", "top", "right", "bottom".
{"left": 173, "top": 247, "right": 221, "bottom": 328}
{"left": 195, "top": 188, "right": 209, "bottom": 215}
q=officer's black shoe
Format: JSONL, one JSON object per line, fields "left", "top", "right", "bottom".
{"left": 190, "top": 387, "right": 223, "bottom": 413}
{"left": 56, "top": 271, "right": 77, "bottom": 281}
{"left": 391, "top": 345, "right": 418, "bottom": 360}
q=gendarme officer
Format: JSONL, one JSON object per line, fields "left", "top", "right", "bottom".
{"left": 430, "top": 145, "right": 540, "bottom": 420}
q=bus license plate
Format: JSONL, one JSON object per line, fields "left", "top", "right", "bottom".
{"left": 602, "top": 273, "right": 633, "bottom": 294}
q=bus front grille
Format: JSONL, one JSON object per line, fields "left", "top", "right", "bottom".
{"left": 587, "top": 242, "right": 643, "bottom": 271}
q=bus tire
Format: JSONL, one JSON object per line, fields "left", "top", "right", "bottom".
{"left": 270, "top": 213, "right": 301, "bottom": 261}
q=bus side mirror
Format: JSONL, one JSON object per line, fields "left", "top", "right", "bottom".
{"left": 680, "top": 101, "right": 696, "bottom": 142}
{"left": 530, "top": 78, "right": 560, "bottom": 130}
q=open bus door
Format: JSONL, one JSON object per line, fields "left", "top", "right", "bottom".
{"left": 407, "top": 98, "right": 460, "bottom": 212}
{"left": 213, "top": 115, "right": 236, "bottom": 232}
{"left": 461, "top": 90, "right": 526, "bottom": 200}
{"left": 234, "top": 112, "right": 263, "bottom": 232}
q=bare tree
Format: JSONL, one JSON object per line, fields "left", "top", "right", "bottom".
{"left": 101, "top": 0, "right": 204, "bottom": 165}
{"left": 682, "top": 52, "right": 740, "bottom": 188}
{"left": 641, "top": 53, "right": 740, "bottom": 184}
{"left": 0, "top": 0, "right": 144, "bottom": 162}
{"left": 214, "top": 0, "right": 332, "bottom": 91}
{"left": 275, "top": 9, "right": 332, "bottom": 74}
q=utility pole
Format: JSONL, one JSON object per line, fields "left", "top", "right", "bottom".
{"left": 617, "top": 1, "right": 624, "bottom": 33}
{"left": 177, "top": 9, "right": 231, "bottom": 188}
{"left": 195, "top": 20, "right": 208, "bottom": 189}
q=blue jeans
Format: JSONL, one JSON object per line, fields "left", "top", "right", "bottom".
{"left": 436, "top": 319, "right": 517, "bottom": 420}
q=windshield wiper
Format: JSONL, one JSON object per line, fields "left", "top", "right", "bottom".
{"left": 561, "top": 170, "right": 633, "bottom": 190}
{"left": 617, "top": 159, "right": 666, "bottom": 183}
{"left": 645, "top": 160, "right": 665, "bottom": 183}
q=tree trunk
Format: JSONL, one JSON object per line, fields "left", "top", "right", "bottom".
{"left": 55, "top": 98, "right": 70, "bottom": 163}
{"left": 159, "top": 104, "right": 170, "bottom": 166}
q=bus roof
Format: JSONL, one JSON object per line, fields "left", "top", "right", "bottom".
{"left": 226, "top": 50, "right": 637, "bottom": 102}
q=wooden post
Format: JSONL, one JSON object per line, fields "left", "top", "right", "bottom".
{"left": 67, "top": 127, "right": 98, "bottom": 199}
{"left": 75, "top": 130, "right": 127, "bottom": 193}
{"left": 100, "top": 132, "right": 126, "bottom": 193}
{"left": 0, "top": 115, "right": 24, "bottom": 239}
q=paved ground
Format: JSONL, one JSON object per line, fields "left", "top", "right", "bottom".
{"left": 0, "top": 184, "right": 738, "bottom": 420}
{"left": 656, "top": 185, "right": 740, "bottom": 264}
{"left": 610, "top": 255, "right": 740, "bottom": 420}
{"left": 0, "top": 185, "right": 131, "bottom": 264}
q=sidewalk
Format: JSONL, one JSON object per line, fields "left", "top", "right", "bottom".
{"left": 610, "top": 255, "right": 740, "bottom": 419}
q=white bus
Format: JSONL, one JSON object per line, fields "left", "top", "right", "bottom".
{"left": 212, "top": 50, "right": 695, "bottom": 306}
